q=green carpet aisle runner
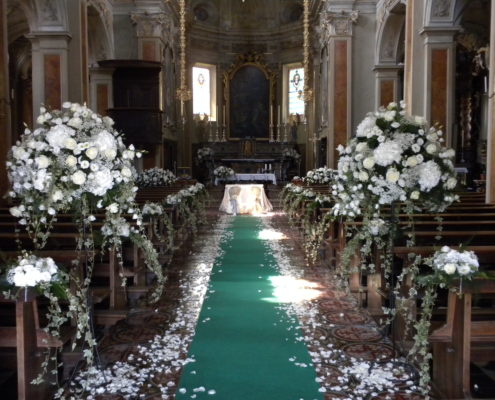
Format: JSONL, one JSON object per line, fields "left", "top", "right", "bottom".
{"left": 176, "top": 216, "right": 323, "bottom": 400}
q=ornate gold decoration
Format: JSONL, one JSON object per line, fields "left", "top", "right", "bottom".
{"left": 223, "top": 52, "right": 277, "bottom": 141}
{"left": 176, "top": 0, "right": 191, "bottom": 111}
{"left": 302, "top": 0, "right": 313, "bottom": 102}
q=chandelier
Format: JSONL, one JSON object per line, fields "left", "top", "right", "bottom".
{"left": 176, "top": 0, "right": 192, "bottom": 119}
{"left": 302, "top": 0, "right": 313, "bottom": 102}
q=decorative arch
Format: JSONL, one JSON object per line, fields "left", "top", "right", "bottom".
{"left": 376, "top": 1, "right": 406, "bottom": 65}
{"left": 87, "top": 0, "right": 114, "bottom": 63}
{"left": 374, "top": 1, "right": 406, "bottom": 108}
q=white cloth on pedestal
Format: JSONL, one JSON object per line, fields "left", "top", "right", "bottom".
{"left": 219, "top": 184, "right": 273, "bottom": 214}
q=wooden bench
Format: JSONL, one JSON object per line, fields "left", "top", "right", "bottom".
{"left": 430, "top": 278, "right": 495, "bottom": 399}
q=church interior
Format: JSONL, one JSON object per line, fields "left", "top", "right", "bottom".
{"left": 1, "top": 0, "right": 495, "bottom": 399}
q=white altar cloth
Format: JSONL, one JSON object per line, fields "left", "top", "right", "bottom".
{"left": 219, "top": 184, "right": 273, "bottom": 215}
{"left": 215, "top": 173, "right": 277, "bottom": 186}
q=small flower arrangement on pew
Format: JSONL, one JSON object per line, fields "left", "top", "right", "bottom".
{"left": 6, "top": 103, "right": 164, "bottom": 378}
{"left": 1, "top": 253, "right": 73, "bottom": 383}
{"left": 410, "top": 246, "right": 482, "bottom": 393}
{"left": 213, "top": 166, "right": 235, "bottom": 179}
{"left": 136, "top": 167, "right": 177, "bottom": 187}
{"left": 165, "top": 183, "right": 209, "bottom": 236}
{"left": 141, "top": 201, "right": 176, "bottom": 253}
{"left": 282, "top": 174, "right": 335, "bottom": 263}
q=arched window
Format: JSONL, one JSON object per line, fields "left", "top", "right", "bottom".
{"left": 288, "top": 66, "right": 305, "bottom": 116}
{"left": 192, "top": 64, "right": 217, "bottom": 119}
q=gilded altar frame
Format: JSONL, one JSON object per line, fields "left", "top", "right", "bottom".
{"left": 223, "top": 53, "right": 277, "bottom": 141}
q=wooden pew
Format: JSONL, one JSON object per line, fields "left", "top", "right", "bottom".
{"left": 429, "top": 278, "right": 495, "bottom": 399}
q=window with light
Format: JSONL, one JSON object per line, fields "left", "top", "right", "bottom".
{"left": 193, "top": 66, "right": 211, "bottom": 116}
{"left": 288, "top": 67, "right": 305, "bottom": 115}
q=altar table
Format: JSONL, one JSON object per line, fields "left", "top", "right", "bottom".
{"left": 219, "top": 184, "right": 273, "bottom": 215}
{"left": 215, "top": 173, "right": 277, "bottom": 186}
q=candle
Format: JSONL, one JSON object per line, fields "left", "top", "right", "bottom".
{"left": 223, "top": 105, "right": 226, "bottom": 125}
{"left": 278, "top": 105, "right": 281, "bottom": 126}
{"left": 270, "top": 105, "right": 273, "bottom": 124}
{"left": 217, "top": 106, "right": 219, "bottom": 122}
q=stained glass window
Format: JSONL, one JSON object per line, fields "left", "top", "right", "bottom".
{"left": 288, "top": 67, "right": 305, "bottom": 115}
{"left": 193, "top": 66, "right": 211, "bottom": 116}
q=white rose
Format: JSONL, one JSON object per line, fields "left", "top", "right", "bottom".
{"left": 414, "top": 116, "right": 425, "bottom": 125}
{"left": 386, "top": 168, "right": 400, "bottom": 183}
{"left": 355, "top": 142, "right": 368, "bottom": 153}
{"left": 104, "top": 149, "right": 117, "bottom": 160}
{"left": 85, "top": 147, "right": 99, "bottom": 160}
{"left": 12, "top": 147, "right": 29, "bottom": 161}
{"left": 10, "top": 207, "right": 23, "bottom": 217}
{"left": 410, "top": 191, "right": 420, "bottom": 200}
{"left": 457, "top": 264, "right": 471, "bottom": 276}
{"left": 36, "top": 115, "right": 46, "bottom": 125}
{"left": 121, "top": 167, "right": 132, "bottom": 178}
{"left": 445, "top": 177, "right": 457, "bottom": 190}
{"left": 68, "top": 117, "right": 82, "bottom": 129}
{"left": 406, "top": 156, "right": 418, "bottom": 167}
{"left": 106, "top": 203, "right": 119, "bottom": 213}
{"left": 71, "top": 171, "right": 86, "bottom": 185}
{"left": 358, "top": 171, "right": 369, "bottom": 182}
{"left": 80, "top": 160, "right": 90, "bottom": 169}
{"left": 363, "top": 157, "right": 375, "bottom": 170}
{"left": 35, "top": 155, "right": 51, "bottom": 169}
{"left": 443, "top": 263, "right": 456, "bottom": 275}
{"left": 52, "top": 190, "right": 64, "bottom": 202}
{"left": 426, "top": 143, "right": 437, "bottom": 154}
{"left": 66, "top": 155, "right": 77, "bottom": 167}
{"left": 64, "top": 138, "right": 78, "bottom": 150}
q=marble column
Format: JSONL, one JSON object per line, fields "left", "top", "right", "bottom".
{"left": 404, "top": 0, "right": 427, "bottom": 116}
{"left": 131, "top": 12, "right": 172, "bottom": 169}
{"left": 28, "top": 33, "right": 70, "bottom": 117}
{"left": 374, "top": 66, "right": 402, "bottom": 108}
{"left": 320, "top": 9, "right": 358, "bottom": 168}
{"left": 422, "top": 27, "right": 457, "bottom": 147}
{"left": 0, "top": 0, "right": 10, "bottom": 200}
{"left": 486, "top": 3, "right": 495, "bottom": 202}
{"left": 89, "top": 67, "right": 113, "bottom": 116}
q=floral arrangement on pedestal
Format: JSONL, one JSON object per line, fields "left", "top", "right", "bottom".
{"left": 331, "top": 101, "right": 459, "bottom": 395}
{"left": 197, "top": 146, "right": 214, "bottom": 162}
{"left": 136, "top": 168, "right": 177, "bottom": 187}
{"left": 282, "top": 147, "right": 301, "bottom": 161}
{"left": 6, "top": 103, "right": 165, "bottom": 383}
{"left": 302, "top": 167, "right": 335, "bottom": 184}
{"left": 332, "top": 101, "right": 458, "bottom": 274}
{"left": 213, "top": 166, "right": 235, "bottom": 179}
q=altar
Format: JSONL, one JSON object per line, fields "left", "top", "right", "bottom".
{"left": 219, "top": 184, "right": 273, "bottom": 215}
{"left": 214, "top": 173, "right": 277, "bottom": 185}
